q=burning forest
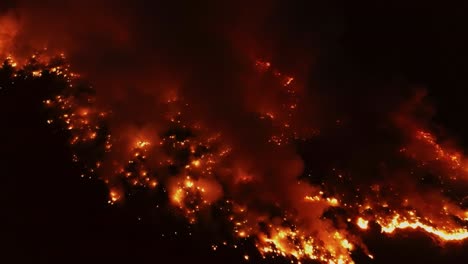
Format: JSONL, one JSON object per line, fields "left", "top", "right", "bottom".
{"left": 3, "top": 1, "right": 468, "bottom": 264}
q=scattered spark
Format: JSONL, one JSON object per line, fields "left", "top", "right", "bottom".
{"left": 4, "top": 52, "right": 467, "bottom": 264}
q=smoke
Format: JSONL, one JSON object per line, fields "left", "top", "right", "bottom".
{"left": 0, "top": 11, "right": 18, "bottom": 56}
{"left": 0, "top": 0, "right": 320, "bottom": 215}
{"left": 2, "top": 1, "right": 468, "bottom": 263}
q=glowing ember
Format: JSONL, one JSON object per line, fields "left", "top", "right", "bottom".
{"left": 376, "top": 214, "right": 468, "bottom": 241}
{"left": 356, "top": 218, "right": 369, "bottom": 230}
{"left": 3, "top": 52, "right": 467, "bottom": 264}
{"left": 109, "top": 190, "right": 121, "bottom": 204}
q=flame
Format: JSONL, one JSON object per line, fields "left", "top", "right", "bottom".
{"left": 376, "top": 213, "right": 468, "bottom": 241}
{"left": 136, "top": 140, "right": 150, "bottom": 148}
{"left": 109, "top": 189, "right": 121, "bottom": 204}
{"left": 191, "top": 159, "right": 201, "bottom": 167}
{"left": 398, "top": 129, "right": 468, "bottom": 181}
{"left": 356, "top": 218, "right": 369, "bottom": 230}
{"left": 255, "top": 60, "right": 271, "bottom": 71}
{"left": 4, "top": 52, "right": 468, "bottom": 264}
{"left": 256, "top": 226, "right": 355, "bottom": 264}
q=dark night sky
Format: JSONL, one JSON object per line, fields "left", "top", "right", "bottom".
{"left": 3, "top": 1, "right": 468, "bottom": 263}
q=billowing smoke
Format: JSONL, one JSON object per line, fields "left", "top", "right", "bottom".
{"left": 1, "top": 1, "right": 467, "bottom": 264}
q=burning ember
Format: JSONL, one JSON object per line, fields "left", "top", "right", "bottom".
{"left": 2, "top": 51, "right": 466, "bottom": 264}
{"left": 3, "top": 0, "right": 468, "bottom": 258}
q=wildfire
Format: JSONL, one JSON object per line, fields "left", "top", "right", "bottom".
{"left": 256, "top": 225, "right": 355, "bottom": 264}
{"left": 415, "top": 130, "right": 463, "bottom": 168}
{"left": 375, "top": 214, "right": 468, "bottom": 241}
{"left": 398, "top": 129, "right": 468, "bottom": 181}
{"left": 3, "top": 52, "right": 468, "bottom": 264}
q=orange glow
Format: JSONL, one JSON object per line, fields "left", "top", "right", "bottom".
{"left": 109, "top": 190, "right": 121, "bottom": 203}
{"left": 191, "top": 159, "right": 201, "bottom": 167}
{"left": 304, "top": 194, "right": 340, "bottom": 206}
{"left": 149, "top": 180, "right": 158, "bottom": 188}
{"left": 256, "top": 225, "right": 355, "bottom": 264}
{"left": 403, "top": 129, "right": 468, "bottom": 180}
{"left": 283, "top": 77, "right": 294, "bottom": 86}
{"left": 184, "top": 177, "right": 194, "bottom": 188}
{"left": 136, "top": 140, "right": 150, "bottom": 148}
{"left": 255, "top": 60, "right": 271, "bottom": 71}
{"left": 11, "top": 51, "right": 467, "bottom": 264}
{"left": 0, "top": 15, "right": 19, "bottom": 57}
{"left": 356, "top": 217, "right": 369, "bottom": 230}
{"left": 376, "top": 214, "right": 468, "bottom": 241}
{"left": 172, "top": 188, "right": 184, "bottom": 204}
